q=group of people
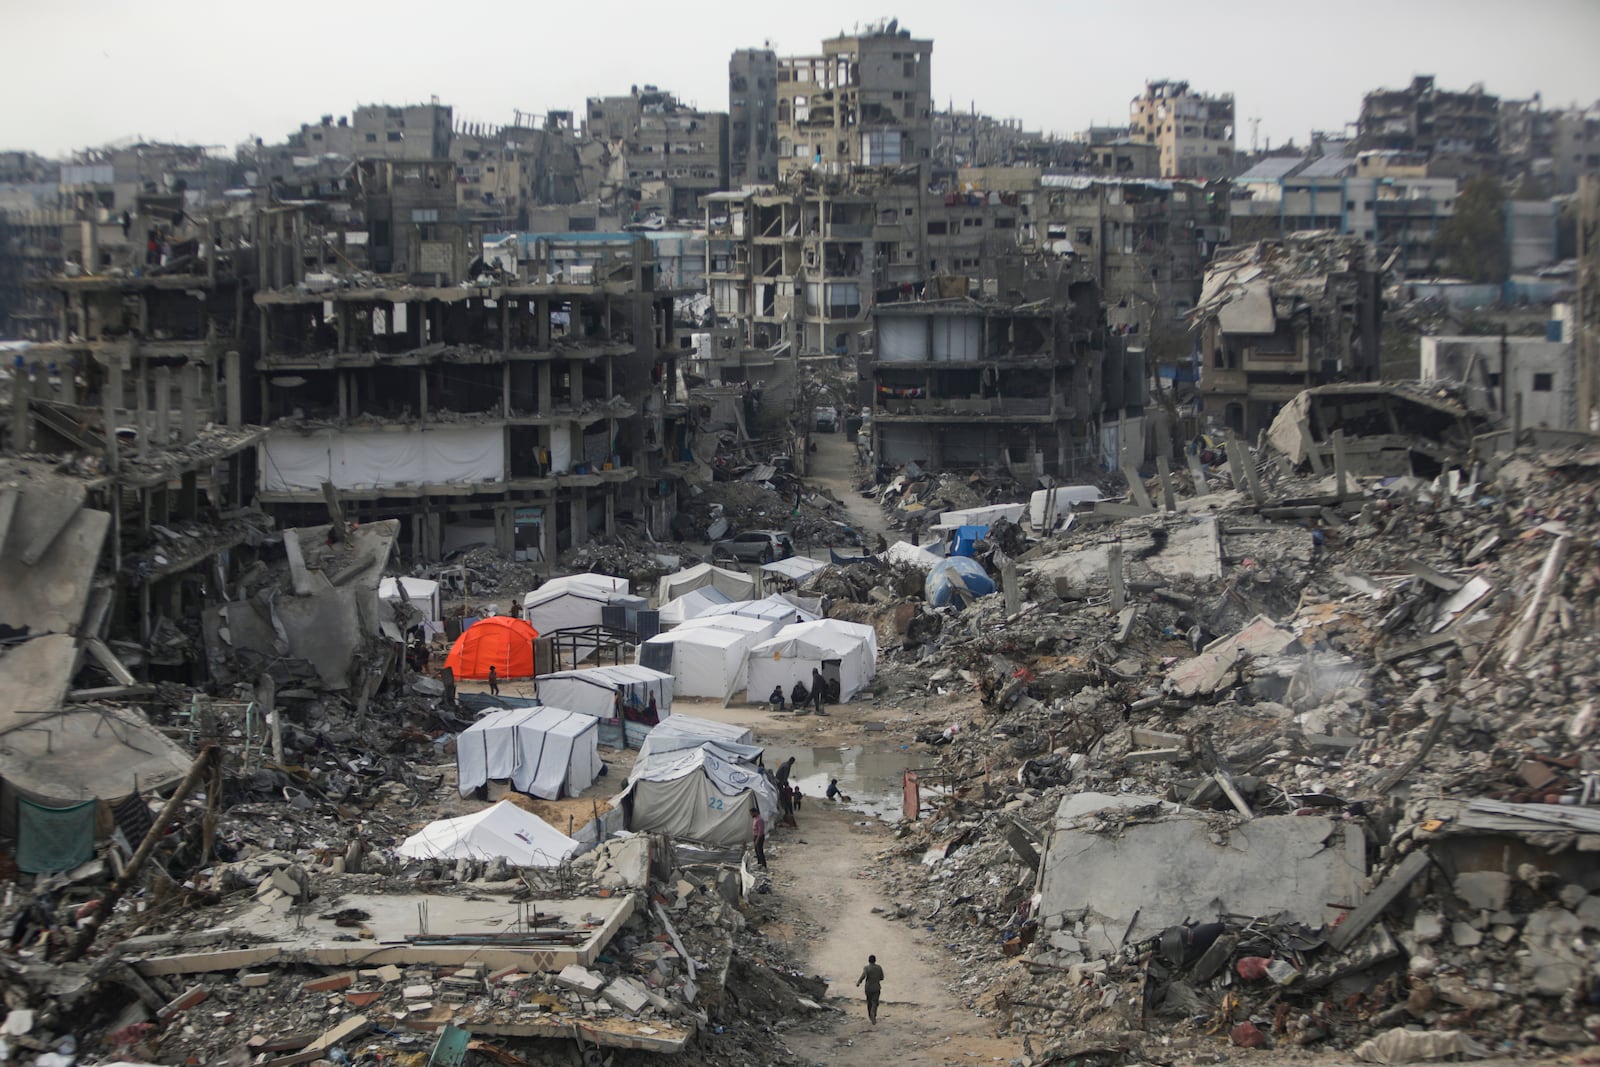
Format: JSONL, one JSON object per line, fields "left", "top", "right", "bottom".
{"left": 768, "top": 667, "right": 835, "bottom": 715}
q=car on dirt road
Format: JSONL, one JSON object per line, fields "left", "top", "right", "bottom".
{"left": 712, "top": 530, "right": 795, "bottom": 564}
{"left": 813, "top": 405, "right": 839, "bottom": 432}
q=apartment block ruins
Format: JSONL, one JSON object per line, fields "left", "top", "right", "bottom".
{"left": 866, "top": 264, "right": 1129, "bottom": 477}
{"left": 586, "top": 87, "right": 729, "bottom": 220}
{"left": 1358, "top": 75, "right": 1500, "bottom": 177}
{"left": 729, "top": 48, "right": 780, "bottom": 186}
{"left": 1128, "top": 79, "right": 1236, "bottom": 181}
{"left": 1192, "top": 232, "right": 1384, "bottom": 437}
{"left": 775, "top": 21, "right": 932, "bottom": 182}
{"left": 254, "top": 231, "right": 680, "bottom": 564}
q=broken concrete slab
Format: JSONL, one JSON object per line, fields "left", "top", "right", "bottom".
{"left": 1039, "top": 795, "right": 1365, "bottom": 953}
{"left": 555, "top": 965, "right": 607, "bottom": 996}
{"left": 1164, "top": 615, "right": 1294, "bottom": 698}
{"left": 602, "top": 976, "right": 652, "bottom": 1014}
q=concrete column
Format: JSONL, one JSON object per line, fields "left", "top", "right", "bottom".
{"left": 502, "top": 362, "right": 511, "bottom": 418}
{"left": 338, "top": 373, "right": 349, "bottom": 420}
{"left": 536, "top": 297, "right": 550, "bottom": 349}
{"left": 225, "top": 351, "right": 242, "bottom": 428}
{"left": 538, "top": 362, "right": 552, "bottom": 416}
{"left": 419, "top": 367, "right": 428, "bottom": 420}
{"left": 154, "top": 365, "right": 171, "bottom": 446}
{"left": 570, "top": 489, "right": 588, "bottom": 547}
{"left": 605, "top": 490, "right": 616, "bottom": 537}
{"left": 104, "top": 355, "right": 123, "bottom": 472}
{"left": 134, "top": 360, "right": 149, "bottom": 457}
{"left": 501, "top": 300, "right": 511, "bottom": 353}
{"left": 539, "top": 501, "right": 555, "bottom": 571}
{"left": 177, "top": 361, "right": 199, "bottom": 441}
{"left": 569, "top": 359, "right": 582, "bottom": 407}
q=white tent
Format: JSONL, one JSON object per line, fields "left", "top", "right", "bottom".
{"left": 657, "top": 586, "right": 733, "bottom": 627}
{"left": 760, "top": 555, "right": 826, "bottom": 583}
{"left": 635, "top": 713, "right": 760, "bottom": 762}
{"left": 522, "top": 574, "right": 630, "bottom": 651}
{"left": 745, "top": 619, "right": 878, "bottom": 705}
{"left": 621, "top": 744, "right": 777, "bottom": 846}
{"left": 674, "top": 613, "right": 783, "bottom": 641}
{"left": 379, "top": 576, "right": 442, "bottom": 624}
{"left": 637, "top": 624, "right": 766, "bottom": 702}
{"left": 537, "top": 665, "right": 674, "bottom": 748}
{"left": 397, "top": 801, "right": 579, "bottom": 867}
{"left": 657, "top": 562, "right": 756, "bottom": 605}
{"left": 700, "top": 594, "right": 821, "bottom": 628}
{"left": 455, "top": 706, "right": 602, "bottom": 800}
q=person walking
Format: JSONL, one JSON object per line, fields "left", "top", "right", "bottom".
{"left": 810, "top": 668, "right": 826, "bottom": 715}
{"left": 856, "top": 954, "right": 884, "bottom": 1023}
{"left": 488, "top": 665, "right": 499, "bottom": 697}
{"left": 774, "top": 757, "right": 798, "bottom": 827}
{"left": 750, "top": 807, "right": 767, "bottom": 868}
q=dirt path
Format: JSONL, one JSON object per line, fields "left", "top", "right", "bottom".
{"left": 805, "top": 429, "right": 892, "bottom": 542}
{"left": 760, "top": 804, "right": 1019, "bottom": 1067}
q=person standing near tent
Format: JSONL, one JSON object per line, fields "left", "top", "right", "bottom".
{"left": 750, "top": 807, "right": 767, "bottom": 868}
{"left": 811, "top": 668, "right": 826, "bottom": 715}
{"left": 488, "top": 665, "right": 499, "bottom": 697}
{"left": 856, "top": 954, "right": 885, "bottom": 1023}
{"left": 645, "top": 692, "right": 658, "bottom": 724}
{"left": 774, "top": 756, "right": 798, "bottom": 828}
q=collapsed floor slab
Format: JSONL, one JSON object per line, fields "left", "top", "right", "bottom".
{"left": 1037, "top": 793, "right": 1366, "bottom": 953}
{"left": 127, "top": 892, "right": 634, "bottom": 977}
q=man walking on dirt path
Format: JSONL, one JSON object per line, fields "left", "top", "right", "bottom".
{"left": 750, "top": 807, "right": 767, "bottom": 868}
{"left": 856, "top": 954, "right": 884, "bottom": 1023}
{"left": 488, "top": 665, "right": 499, "bottom": 697}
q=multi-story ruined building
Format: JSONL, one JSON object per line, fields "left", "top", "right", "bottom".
{"left": 866, "top": 267, "right": 1126, "bottom": 477}
{"left": 1128, "top": 80, "right": 1236, "bottom": 181}
{"left": 775, "top": 22, "right": 933, "bottom": 182}
{"left": 703, "top": 170, "right": 1027, "bottom": 365}
{"left": 1358, "top": 76, "right": 1499, "bottom": 177}
{"left": 253, "top": 231, "right": 682, "bottom": 564}
{"left": 585, "top": 87, "right": 729, "bottom": 220}
{"left": 1020, "top": 176, "right": 1226, "bottom": 356}
{"left": 1192, "top": 233, "right": 1384, "bottom": 437}
{"left": 729, "top": 49, "right": 779, "bottom": 186}
{"left": 451, "top": 112, "right": 585, "bottom": 230}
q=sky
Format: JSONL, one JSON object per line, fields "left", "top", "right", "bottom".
{"left": 4, "top": 0, "right": 1600, "bottom": 159}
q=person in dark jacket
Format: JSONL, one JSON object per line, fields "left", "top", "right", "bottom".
{"left": 857, "top": 955, "right": 885, "bottom": 1023}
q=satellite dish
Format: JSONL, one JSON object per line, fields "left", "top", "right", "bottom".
{"left": 886, "top": 17, "right": 898, "bottom": 34}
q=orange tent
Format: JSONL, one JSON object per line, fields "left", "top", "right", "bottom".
{"left": 442, "top": 617, "right": 540, "bottom": 680}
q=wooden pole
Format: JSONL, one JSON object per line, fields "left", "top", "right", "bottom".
{"left": 63, "top": 745, "right": 218, "bottom": 962}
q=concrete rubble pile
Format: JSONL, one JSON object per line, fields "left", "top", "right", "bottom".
{"left": 0, "top": 776, "right": 830, "bottom": 1066}
{"left": 815, "top": 424, "right": 1600, "bottom": 1060}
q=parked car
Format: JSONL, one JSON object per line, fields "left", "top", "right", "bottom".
{"left": 712, "top": 530, "right": 795, "bottom": 563}
{"left": 814, "top": 405, "right": 839, "bottom": 432}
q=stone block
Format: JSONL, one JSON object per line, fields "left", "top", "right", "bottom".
{"left": 602, "top": 977, "right": 651, "bottom": 1015}
{"left": 555, "top": 965, "right": 607, "bottom": 996}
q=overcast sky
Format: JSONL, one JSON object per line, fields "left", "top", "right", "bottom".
{"left": 5, "top": 0, "right": 1599, "bottom": 159}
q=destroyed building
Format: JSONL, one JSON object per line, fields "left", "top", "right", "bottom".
{"left": 1358, "top": 74, "right": 1501, "bottom": 177}
{"left": 866, "top": 269, "right": 1126, "bottom": 477}
{"left": 1128, "top": 78, "right": 1236, "bottom": 180}
{"left": 729, "top": 48, "right": 779, "bottom": 186}
{"left": 1193, "top": 232, "right": 1384, "bottom": 437}
{"left": 775, "top": 21, "right": 933, "bottom": 182}
{"left": 585, "top": 87, "right": 730, "bottom": 220}
{"left": 254, "top": 231, "right": 682, "bottom": 562}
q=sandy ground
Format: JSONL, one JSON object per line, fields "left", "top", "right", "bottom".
{"left": 806, "top": 428, "right": 894, "bottom": 542}
{"left": 757, "top": 803, "right": 1022, "bottom": 1067}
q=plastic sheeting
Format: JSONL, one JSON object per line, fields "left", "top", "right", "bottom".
{"left": 883, "top": 540, "right": 943, "bottom": 570}
{"left": 397, "top": 801, "right": 578, "bottom": 867}
{"left": 760, "top": 556, "right": 827, "bottom": 582}
{"left": 622, "top": 744, "right": 777, "bottom": 846}
{"left": 925, "top": 556, "right": 997, "bottom": 607}
{"left": 635, "top": 714, "right": 759, "bottom": 762}
{"left": 1029, "top": 486, "right": 1104, "bottom": 531}
{"left": 455, "top": 706, "right": 602, "bottom": 799}
{"left": 379, "top": 577, "right": 442, "bottom": 623}
{"left": 657, "top": 563, "right": 756, "bottom": 604}
{"left": 745, "top": 619, "right": 878, "bottom": 704}
{"left": 261, "top": 425, "right": 504, "bottom": 492}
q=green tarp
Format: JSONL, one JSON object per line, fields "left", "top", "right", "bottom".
{"left": 17, "top": 797, "right": 95, "bottom": 874}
